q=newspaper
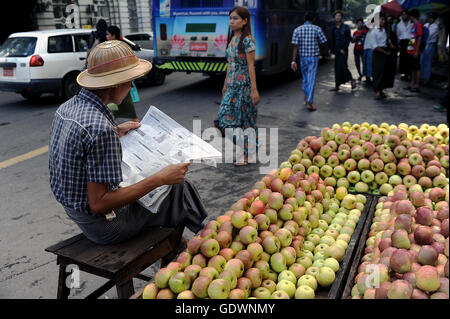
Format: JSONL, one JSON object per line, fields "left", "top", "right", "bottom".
{"left": 119, "top": 106, "right": 222, "bottom": 213}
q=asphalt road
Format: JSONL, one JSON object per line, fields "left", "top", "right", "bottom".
{"left": 0, "top": 55, "right": 447, "bottom": 298}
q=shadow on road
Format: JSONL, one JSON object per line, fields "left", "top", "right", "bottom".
{"left": 1, "top": 93, "right": 62, "bottom": 110}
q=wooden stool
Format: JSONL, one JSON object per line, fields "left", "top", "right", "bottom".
{"left": 45, "top": 226, "right": 184, "bottom": 299}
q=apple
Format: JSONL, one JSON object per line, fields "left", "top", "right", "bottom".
{"left": 262, "top": 235, "right": 281, "bottom": 254}
{"left": 156, "top": 288, "right": 176, "bottom": 299}
{"left": 176, "top": 290, "right": 196, "bottom": 299}
{"left": 325, "top": 245, "right": 346, "bottom": 262}
{"left": 207, "top": 279, "right": 230, "bottom": 299}
{"left": 216, "top": 231, "right": 233, "bottom": 249}
{"left": 272, "top": 290, "right": 291, "bottom": 299}
{"left": 236, "top": 277, "right": 252, "bottom": 298}
{"left": 235, "top": 250, "right": 254, "bottom": 270}
{"left": 390, "top": 249, "right": 412, "bottom": 274}
{"left": 295, "top": 285, "right": 315, "bottom": 299}
{"left": 297, "top": 274, "right": 318, "bottom": 291}
{"left": 142, "top": 283, "right": 159, "bottom": 299}
{"left": 355, "top": 181, "right": 369, "bottom": 193}
{"left": 154, "top": 268, "right": 173, "bottom": 289}
{"left": 394, "top": 145, "right": 407, "bottom": 159}
{"left": 251, "top": 287, "right": 271, "bottom": 299}
{"left": 224, "top": 258, "right": 245, "bottom": 278}
{"left": 187, "top": 236, "right": 204, "bottom": 255}
{"left": 342, "top": 194, "right": 357, "bottom": 210}
{"left": 383, "top": 162, "right": 397, "bottom": 176}
{"left": 231, "top": 210, "right": 249, "bottom": 229}
{"left": 268, "top": 192, "right": 284, "bottom": 210}
{"left": 169, "top": 272, "right": 191, "bottom": 294}
{"left": 270, "top": 252, "right": 287, "bottom": 273}
{"left": 228, "top": 288, "right": 246, "bottom": 299}
{"left": 414, "top": 226, "right": 434, "bottom": 245}
{"left": 316, "top": 266, "right": 336, "bottom": 287}
{"left": 275, "top": 228, "right": 293, "bottom": 247}
{"left": 417, "top": 245, "right": 439, "bottom": 266}
{"left": 276, "top": 279, "right": 296, "bottom": 298}
{"left": 322, "top": 258, "right": 340, "bottom": 273}
{"left": 200, "top": 238, "right": 220, "bottom": 257}
{"left": 184, "top": 264, "right": 202, "bottom": 283}
{"left": 245, "top": 267, "right": 263, "bottom": 289}
{"left": 416, "top": 265, "right": 441, "bottom": 292}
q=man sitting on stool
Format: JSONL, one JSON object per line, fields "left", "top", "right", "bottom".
{"left": 48, "top": 40, "right": 207, "bottom": 257}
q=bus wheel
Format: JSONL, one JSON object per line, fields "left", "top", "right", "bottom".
{"left": 152, "top": 69, "right": 166, "bottom": 85}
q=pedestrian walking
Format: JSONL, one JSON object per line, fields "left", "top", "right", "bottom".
{"left": 85, "top": 19, "right": 108, "bottom": 65}
{"left": 48, "top": 40, "right": 207, "bottom": 246}
{"left": 363, "top": 25, "right": 375, "bottom": 84}
{"left": 217, "top": 6, "right": 260, "bottom": 166}
{"left": 291, "top": 11, "right": 328, "bottom": 111}
{"left": 421, "top": 12, "right": 439, "bottom": 85}
{"left": 329, "top": 10, "right": 356, "bottom": 92}
{"left": 352, "top": 18, "right": 368, "bottom": 81}
{"left": 406, "top": 9, "right": 424, "bottom": 92}
{"left": 106, "top": 25, "right": 140, "bottom": 122}
{"left": 372, "top": 14, "right": 398, "bottom": 100}
{"left": 395, "top": 10, "right": 413, "bottom": 81}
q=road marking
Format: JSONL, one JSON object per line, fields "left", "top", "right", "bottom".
{"left": 0, "top": 145, "right": 48, "bottom": 170}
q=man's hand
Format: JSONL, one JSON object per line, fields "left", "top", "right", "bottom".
{"left": 291, "top": 62, "right": 298, "bottom": 72}
{"left": 340, "top": 49, "right": 345, "bottom": 55}
{"left": 156, "top": 162, "right": 190, "bottom": 185}
{"left": 413, "top": 51, "right": 419, "bottom": 59}
{"left": 117, "top": 121, "right": 141, "bottom": 137}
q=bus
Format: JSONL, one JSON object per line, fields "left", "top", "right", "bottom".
{"left": 152, "top": 0, "right": 342, "bottom": 76}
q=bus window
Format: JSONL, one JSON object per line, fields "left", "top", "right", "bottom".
{"left": 293, "top": 0, "right": 306, "bottom": 10}
{"left": 160, "top": 24, "right": 167, "bottom": 41}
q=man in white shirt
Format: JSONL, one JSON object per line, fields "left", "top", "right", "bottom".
{"left": 396, "top": 10, "right": 413, "bottom": 80}
{"left": 421, "top": 12, "right": 439, "bottom": 84}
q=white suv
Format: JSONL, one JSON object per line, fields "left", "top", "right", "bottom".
{"left": 0, "top": 29, "right": 165, "bottom": 101}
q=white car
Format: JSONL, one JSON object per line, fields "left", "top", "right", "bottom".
{"left": 0, "top": 29, "right": 165, "bottom": 101}
{"left": 125, "top": 32, "right": 153, "bottom": 50}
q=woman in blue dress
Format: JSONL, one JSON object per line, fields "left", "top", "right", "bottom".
{"left": 217, "top": 6, "right": 260, "bottom": 166}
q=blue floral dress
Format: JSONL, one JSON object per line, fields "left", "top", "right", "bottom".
{"left": 218, "top": 35, "right": 258, "bottom": 158}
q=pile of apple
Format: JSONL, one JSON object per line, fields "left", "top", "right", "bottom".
{"left": 140, "top": 170, "right": 368, "bottom": 299}
{"left": 288, "top": 123, "right": 448, "bottom": 196}
{"left": 350, "top": 187, "right": 449, "bottom": 299}
{"left": 334, "top": 122, "right": 449, "bottom": 146}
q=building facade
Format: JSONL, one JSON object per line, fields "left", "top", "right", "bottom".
{"left": 32, "top": 0, "right": 152, "bottom": 35}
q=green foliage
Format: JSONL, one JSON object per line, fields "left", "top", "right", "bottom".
{"left": 343, "top": 0, "right": 384, "bottom": 21}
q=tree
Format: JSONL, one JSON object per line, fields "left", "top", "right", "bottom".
{"left": 343, "top": 0, "right": 384, "bottom": 21}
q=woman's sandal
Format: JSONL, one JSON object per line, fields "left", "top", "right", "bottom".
{"left": 306, "top": 104, "right": 317, "bottom": 111}
{"left": 234, "top": 159, "right": 249, "bottom": 166}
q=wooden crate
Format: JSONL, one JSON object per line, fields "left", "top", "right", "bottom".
{"left": 340, "top": 196, "right": 380, "bottom": 299}
{"left": 316, "top": 195, "right": 377, "bottom": 299}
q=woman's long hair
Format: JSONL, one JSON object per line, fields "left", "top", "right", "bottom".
{"left": 227, "top": 6, "right": 252, "bottom": 54}
{"left": 95, "top": 19, "right": 108, "bottom": 43}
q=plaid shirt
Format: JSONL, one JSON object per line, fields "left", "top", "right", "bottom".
{"left": 49, "top": 88, "right": 122, "bottom": 216}
{"left": 292, "top": 21, "right": 327, "bottom": 57}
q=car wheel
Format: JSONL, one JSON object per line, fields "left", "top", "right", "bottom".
{"left": 20, "top": 91, "right": 42, "bottom": 101}
{"left": 152, "top": 69, "right": 166, "bottom": 86}
{"left": 62, "top": 74, "right": 81, "bottom": 100}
